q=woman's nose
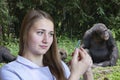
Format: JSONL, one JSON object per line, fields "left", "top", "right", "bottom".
{"left": 42, "top": 33, "right": 48, "bottom": 43}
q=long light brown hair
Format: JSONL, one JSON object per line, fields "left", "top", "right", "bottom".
{"left": 19, "top": 9, "right": 66, "bottom": 80}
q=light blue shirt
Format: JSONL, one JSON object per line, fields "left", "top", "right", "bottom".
{"left": 0, "top": 56, "right": 70, "bottom": 80}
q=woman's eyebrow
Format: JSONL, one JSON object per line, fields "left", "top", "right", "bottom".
{"left": 36, "top": 29, "right": 46, "bottom": 31}
{"left": 36, "top": 29, "right": 54, "bottom": 32}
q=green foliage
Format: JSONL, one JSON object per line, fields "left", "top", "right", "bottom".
{"left": 5, "top": 41, "right": 19, "bottom": 56}
{"left": 116, "top": 59, "right": 120, "bottom": 66}
{"left": 58, "top": 36, "right": 76, "bottom": 54}
{"left": 0, "top": 34, "right": 19, "bottom": 56}
{"left": 0, "top": 0, "right": 17, "bottom": 41}
{"left": 1, "top": 0, "right": 119, "bottom": 40}
{"left": 116, "top": 41, "right": 120, "bottom": 54}
{"left": 110, "top": 13, "right": 120, "bottom": 40}
{"left": 57, "top": 36, "right": 78, "bottom": 62}
{"left": 107, "top": 72, "right": 120, "bottom": 80}
{"left": 93, "top": 66, "right": 120, "bottom": 80}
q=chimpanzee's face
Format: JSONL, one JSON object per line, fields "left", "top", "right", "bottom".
{"left": 101, "top": 29, "right": 109, "bottom": 40}
{"left": 58, "top": 48, "right": 67, "bottom": 61}
{"left": 92, "top": 24, "right": 110, "bottom": 41}
{"left": 98, "top": 26, "right": 109, "bottom": 40}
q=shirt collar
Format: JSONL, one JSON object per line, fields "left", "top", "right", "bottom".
{"left": 16, "top": 56, "right": 48, "bottom": 69}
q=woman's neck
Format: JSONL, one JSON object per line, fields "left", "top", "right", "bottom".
{"left": 23, "top": 52, "right": 44, "bottom": 67}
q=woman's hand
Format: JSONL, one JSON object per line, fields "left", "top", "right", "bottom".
{"left": 69, "top": 47, "right": 93, "bottom": 80}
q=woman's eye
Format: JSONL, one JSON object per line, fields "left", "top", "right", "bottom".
{"left": 37, "top": 31, "right": 44, "bottom": 36}
{"left": 49, "top": 32, "right": 54, "bottom": 37}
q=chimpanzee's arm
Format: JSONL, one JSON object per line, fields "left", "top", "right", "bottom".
{"left": 95, "top": 48, "right": 118, "bottom": 67}
{"left": 108, "top": 31, "right": 119, "bottom": 66}
{"left": 81, "top": 30, "right": 91, "bottom": 49}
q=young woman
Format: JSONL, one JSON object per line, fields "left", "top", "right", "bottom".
{"left": 0, "top": 9, "right": 93, "bottom": 80}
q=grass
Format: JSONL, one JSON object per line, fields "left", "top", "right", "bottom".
{"left": 93, "top": 65, "right": 120, "bottom": 80}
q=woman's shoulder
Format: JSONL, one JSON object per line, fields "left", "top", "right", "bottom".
{"left": 0, "top": 56, "right": 26, "bottom": 72}
{"left": 0, "top": 61, "right": 19, "bottom": 78}
{"left": 0, "top": 60, "right": 20, "bottom": 72}
{"left": 61, "top": 61, "right": 68, "bottom": 68}
{"left": 61, "top": 61, "right": 71, "bottom": 78}
{"left": 0, "top": 58, "right": 28, "bottom": 80}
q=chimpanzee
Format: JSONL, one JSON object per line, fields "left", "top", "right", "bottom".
{"left": 58, "top": 48, "right": 67, "bottom": 61}
{"left": 81, "top": 23, "right": 119, "bottom": 67}
{"left": 0, "top": 46, "right": 16, "bottom": 63}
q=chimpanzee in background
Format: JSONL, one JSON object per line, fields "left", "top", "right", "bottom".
{"left": 81, "top": 23, "right": 119, "bottom": 67}
{"left": 0, "top": 46, "right": 16, "bottom": 63}
{"left": 58, "top": 48, "right": 67, "bottom": 61}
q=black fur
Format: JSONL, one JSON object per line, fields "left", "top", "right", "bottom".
{"left": 0, "top": 46, "right": 16, "bottom": 63}
{"left": 82, "top": 23, "right": 119, "bottom": 67}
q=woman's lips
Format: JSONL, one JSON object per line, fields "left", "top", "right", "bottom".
{"left": 40, "top": 45, "right": 48, "bottom": 49}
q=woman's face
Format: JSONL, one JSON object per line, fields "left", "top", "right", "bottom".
{"left": 26, "top": 18, "right": 54, "bottom": 55}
